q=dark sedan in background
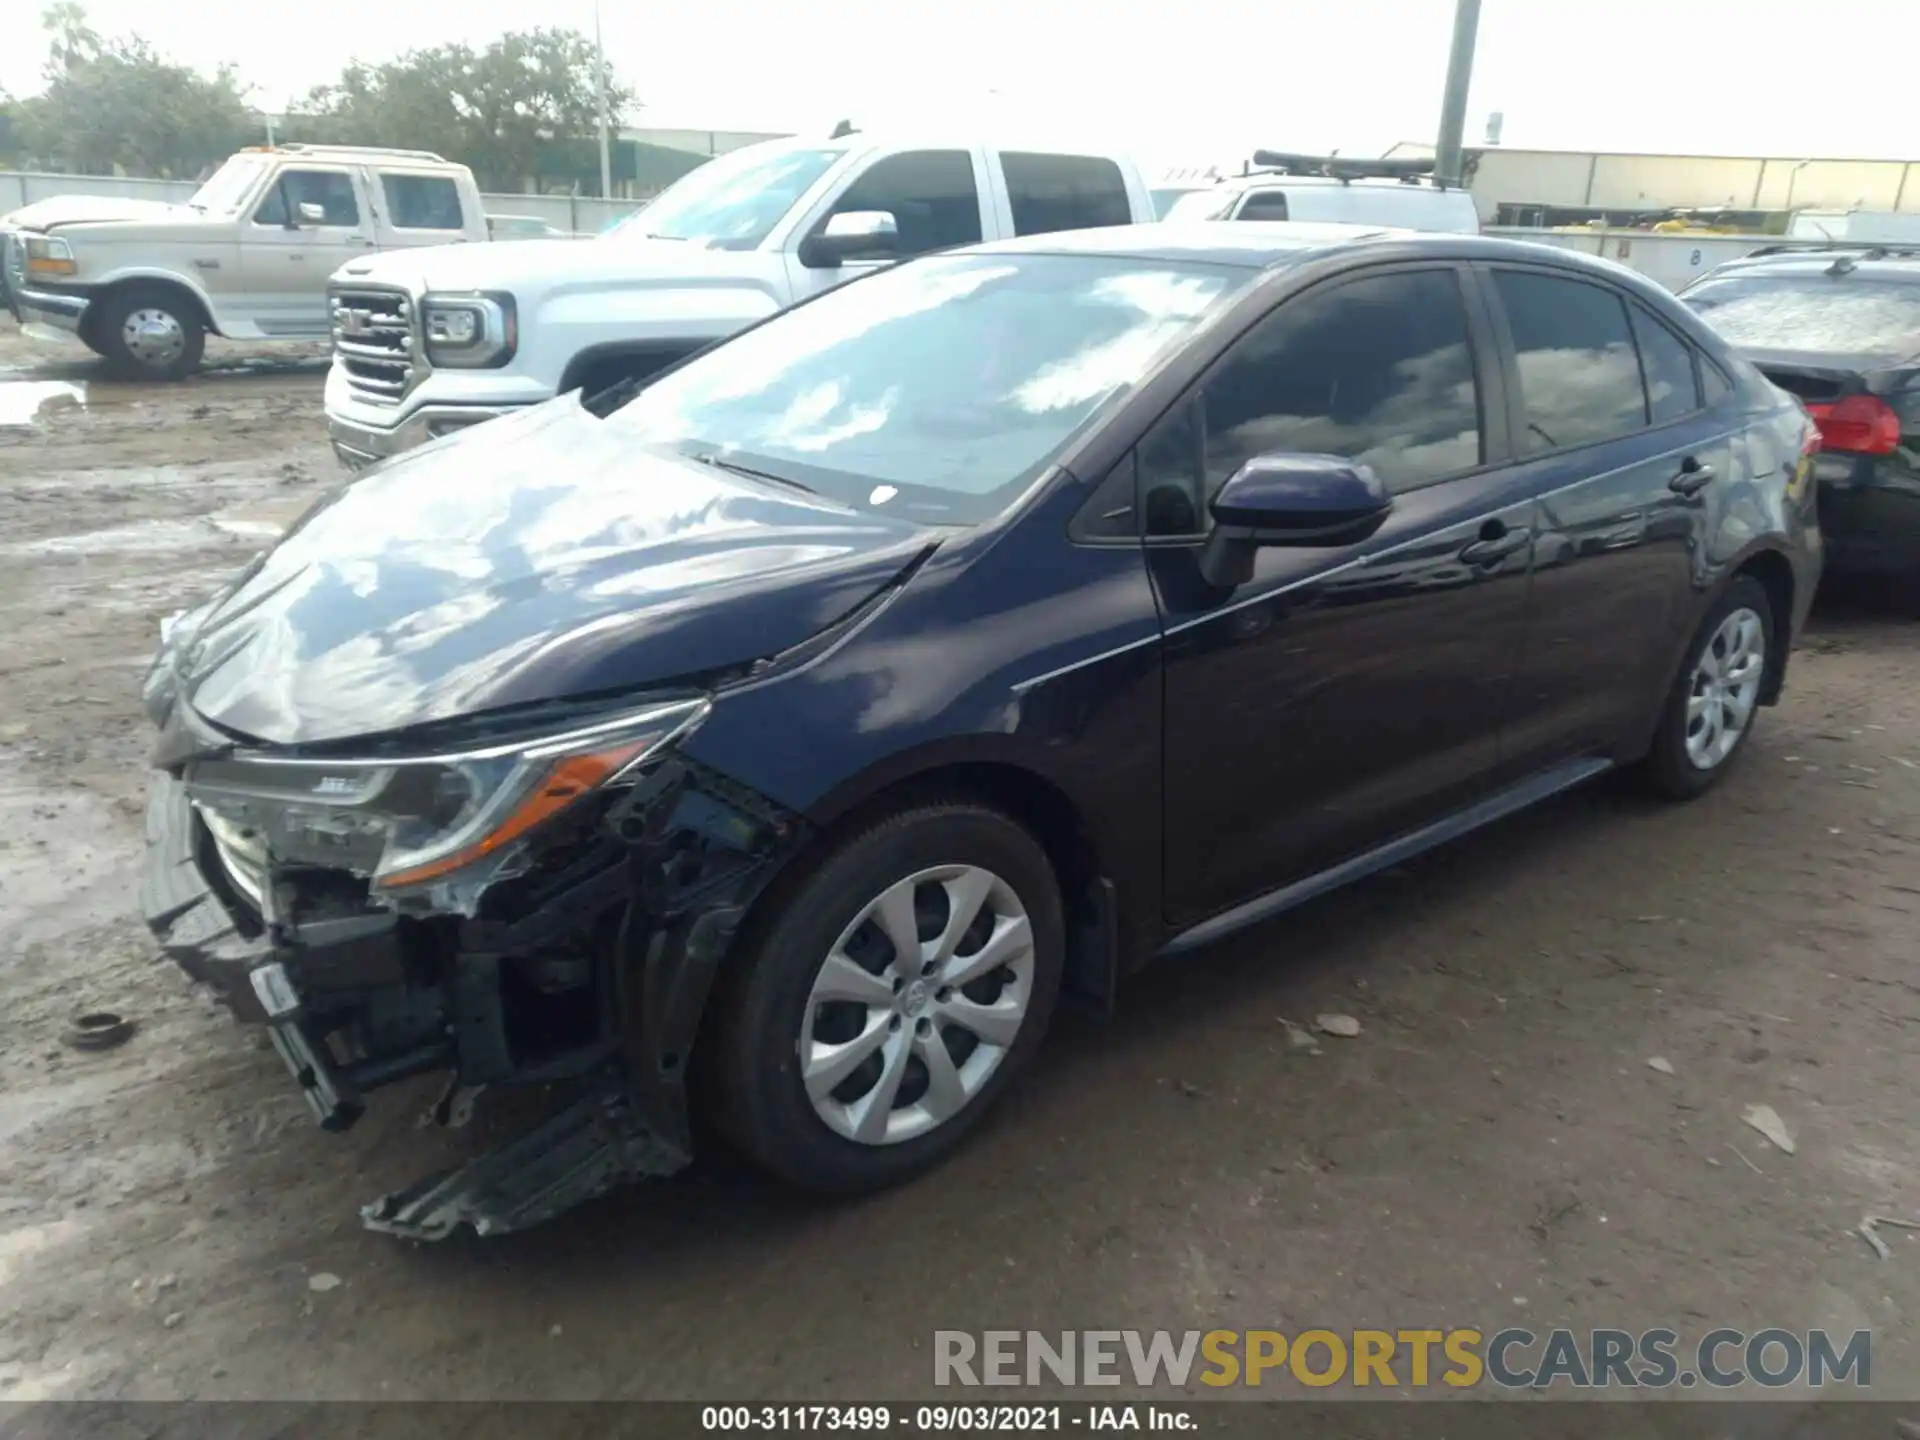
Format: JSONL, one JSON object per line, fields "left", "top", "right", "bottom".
{"left": 139, "top": 224, "right": 1821, "bottom": 1238}
{"left": 1683, "top": 242, "right": 1920, "bottom": 580}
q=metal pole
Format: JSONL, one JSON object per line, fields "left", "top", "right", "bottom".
{"left": 594, "top": 1, "right": 613, "bottom": 199}
{"left": 1433, "top": 0, "right": 1482, "bottom": 189}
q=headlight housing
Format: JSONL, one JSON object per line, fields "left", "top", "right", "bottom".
{"left": 25, "top": 235, "right": 76, "bottom": 278}
{"left": 421, "top": 291, "right": 516, "bottom": 368}
{"left": 184, "top": 698, "right": 708, "bottom": 911}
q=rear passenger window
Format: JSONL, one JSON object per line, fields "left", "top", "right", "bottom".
{"left": 381, "top": 174, "right": 465, "bottom": 230}
{"left": 1701, "top": 361, "right": 1734, "bottom": 407}
{"left": 1002, "top": 153, "right": 1131, "bottom": 235}
{"left": 1138, "top": 268, "right": 1482, "bottom": 535}
{"left": 1237, "top": 191, "right": 1290, "bottom": 221}
{"left": 1492, "top": 270, "right": 1646, "bottom": 453}
{"left": 832, "top": 150, "right": 982, "bottom": 255}
{"left": 1630, "top": 304, "right": 1701, "bottom": 423}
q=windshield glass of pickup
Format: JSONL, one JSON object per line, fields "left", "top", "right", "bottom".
{"left": 189, "top": 155, "right": 271, "bottom": 214}
{"left": 1686, "top": 275, "right": 1920, "bottom": 356}
{"left": 607, "top": 253, "right": 1244, "bottom": 524}
{"left": 606, "top": 145, "right": 843, "bottom": 250}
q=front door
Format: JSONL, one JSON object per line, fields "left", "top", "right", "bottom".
{"left": 1151, "top": 265, "right": 1536, "bottom": 926}
{"left": 240, "top": 168, "right": 374, "bottom": 337}
{"left": 784, "top": 149, "right": 992, "bottom": 303}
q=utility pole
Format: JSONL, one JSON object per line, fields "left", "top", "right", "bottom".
{"left": 1433, "top": 0, "right": 1481, "bottom": 189}
{"left": 594, "top": 0, "right": 613, "bottom": 199}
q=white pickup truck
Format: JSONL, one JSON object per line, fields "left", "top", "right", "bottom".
{"left": 322, "top": 134, "right": 1156, "bottom": 467}
{"left": 2, "top": 145, "right": 488, "bottom": 379}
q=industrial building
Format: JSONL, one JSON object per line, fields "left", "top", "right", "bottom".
{"left": 1385, "top": 142, "right": 1920, "bottom": 227}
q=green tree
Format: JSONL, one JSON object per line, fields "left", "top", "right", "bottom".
{"left": 16, "top": 3, "right": 256, "bottom": 177}
{"left": 289, "top": 28, "right": 630, "bottom": 192}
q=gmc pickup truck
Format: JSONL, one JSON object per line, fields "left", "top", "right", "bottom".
{"left": 322, "top": 134, "right": 1155, "bottom": 467}
{"left": 3, "top": 145, "right": 488, "bottom": 379}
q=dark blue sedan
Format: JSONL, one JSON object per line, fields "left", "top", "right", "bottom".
{"left": 139, "top": 223, "right": 1822, "bottom": 1236}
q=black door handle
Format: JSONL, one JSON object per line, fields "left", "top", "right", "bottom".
{"left": 1459, "top": 528, "right": 1531, "bottom": 566}
{"left": 1670, "top": 457, "right": 1715, "bottom": 496}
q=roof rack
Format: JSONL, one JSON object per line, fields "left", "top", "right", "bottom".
{"left": 268, "top": 143, "right": 451, "bottom": 163}
{"left": 1742, "top": 240, "right": 1920, "bottom": 261}
{"left": 1246, "top": 150, "right": 1442, "bottom": 187}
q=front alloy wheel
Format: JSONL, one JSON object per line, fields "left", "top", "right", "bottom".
{"left": 802, "top": 865, "right": 1035, "bottom": 1146}
{"left": 713, "top": 803, "right": 1064, "bottom": 1193}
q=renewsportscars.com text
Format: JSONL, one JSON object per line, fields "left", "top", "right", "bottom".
{"left": 933, "top": 1328, "right": 1872, "bottom": 1390}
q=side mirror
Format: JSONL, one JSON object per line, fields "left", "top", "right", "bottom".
{"left": 1197, "top": 454, "right": 1393, "bottom": 588}
{"left": 296, "top": 201, "right": 328, "bottom": 227}
{"left": 798, "top": 209, "right": 899, "bottom": 269}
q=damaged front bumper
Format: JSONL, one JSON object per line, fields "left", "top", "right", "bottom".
{"left": 139, "top": 737, "right": 802, "bottom": 1239}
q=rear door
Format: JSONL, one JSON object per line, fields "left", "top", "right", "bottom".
{"left": 1153, "top": 263, "right": 1537, "bottom": 925}
{"left": 239, "top": 167, "right": 375, "bottom": 336}
{"left": 990, "top": 151, "right": 1136, "bottom": 236}
{"left": 1484, "top": 264, "right": 1732, "bottom": 772}
{"left": 369, "top": 167, "right": 474, "bottom": 251}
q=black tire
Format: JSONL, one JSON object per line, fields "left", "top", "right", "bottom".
{"left": 712, "top": 802, "right": 1064, "bottom": 1193}
{"left": 92, "top": 286, "right": 205, "bottom": 381}
{"left": 1640, "top": 575, "right": 1774, "bottom": 800}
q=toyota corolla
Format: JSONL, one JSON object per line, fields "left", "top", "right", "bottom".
{"left": 139, "top": 224, "right": 1821, "bottom": 1238}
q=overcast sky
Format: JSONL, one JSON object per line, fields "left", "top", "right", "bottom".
{"left": 5, "top": 0, "right": 1917, "bottom": 170}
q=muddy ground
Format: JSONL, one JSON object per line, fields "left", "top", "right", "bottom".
{"left": 1, "top": 320, "right": 1918, "bottom": 1406}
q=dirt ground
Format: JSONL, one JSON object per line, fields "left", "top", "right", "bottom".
{"left": 2, "top": 319, "right": 1918, "bottom": 1406}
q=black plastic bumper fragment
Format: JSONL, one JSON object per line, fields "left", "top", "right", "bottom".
{"left": 359, "top": 1083, "right": 687, "bottom": 1240}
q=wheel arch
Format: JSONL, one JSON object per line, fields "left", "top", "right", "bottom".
{"left": 82, "top": 272, "right": 218, "bottom": 345}
{"left": 750, "top": 745, "right": 1124, "bottom": 1020}
{"left": 557, "top": 339, "right": 710, "bottom": 402}
{"left": 1731, "top": 546, "right": 1797, "bottom": 705}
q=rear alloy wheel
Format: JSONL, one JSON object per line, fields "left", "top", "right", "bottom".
{"left": 714, "top": 804, "right": 1063, "bottom": 1192}
{"left": 1642, "top": 576, "right": 1774, "bottom": 799}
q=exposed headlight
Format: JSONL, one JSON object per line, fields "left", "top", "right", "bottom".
{"left": 184, "top": 698, "right": 708, "bottom": 905}
{"left": 422, "top": 291, "right": 516, "bottom": 368}
{"left": 25, "top": 235, "right": 76, "bottom": 278}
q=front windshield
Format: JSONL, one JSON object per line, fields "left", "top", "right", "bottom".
{"left": 190, "top": 155, "right": 270, "bottom": 214}
{"left": 607, "top": 253, "right": 1247, "bottom": 525}
{"left": 603, "top": 145, "right": 843, "bottom": 251}
{"left": 1686, "top": 276, "right": 1920, "bottom": 356}
{"left": 1163, "top": 189, "right": 1239, "bottom": 222}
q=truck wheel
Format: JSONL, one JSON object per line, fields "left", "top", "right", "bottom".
{"left": 712, "top": 802, "right": 1064, "bottom": 1193}
{"left": 93, "top": 286, "right": 205, "bottom": 381}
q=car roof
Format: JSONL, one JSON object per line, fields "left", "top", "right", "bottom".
{"left": 1693, "top": 247, "right": 1920, "bottom": 285}
{"left": 973, "top": 221, "right": 1415, "bottom": 268}
{"left": 969, "top": 222, "right": 1678, "bottom": 280}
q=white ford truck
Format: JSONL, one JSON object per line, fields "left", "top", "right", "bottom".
{"left": 322, "top": 134, "right": 1156, "bottom": 467}
{"left": 2, "top": 145, "right": 488, "bottom": 379}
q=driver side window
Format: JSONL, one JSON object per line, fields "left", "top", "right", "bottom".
{"left": 253, "top": 170, "right": 360, "bottom": 228}
{"left": 829, "top": 151, "right": 982, "bottom": 258}
{"left": 1138, "top": 268, "right": 1484, "bottom": 537}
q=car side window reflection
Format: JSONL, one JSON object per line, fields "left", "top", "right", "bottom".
{"left": 1137, "top": 269, "right": 1483, "bottom": 537}
{"left": 1493, "top": 269, "right": 1646, "bottom": 453}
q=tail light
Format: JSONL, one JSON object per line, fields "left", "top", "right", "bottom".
{"left": 1804, "top": 395, "right": 1901, "bottom": 455}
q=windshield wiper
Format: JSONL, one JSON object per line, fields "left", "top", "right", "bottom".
{"left": 684, "top": 449, "right": 817, "bottom": 496}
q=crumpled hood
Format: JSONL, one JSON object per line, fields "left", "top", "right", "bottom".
{"left": 5, "top": 195, "right": 196, "bottom": 231}
{"left": 334, "top": 234, "right": 786, "bottom": 295}
{"left": 169, "top": 402, "right": 936, "bottom": 748}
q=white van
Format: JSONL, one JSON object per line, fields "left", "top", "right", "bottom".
{"left": 1163, "top": 152, "right": 1481, "bottom": 235}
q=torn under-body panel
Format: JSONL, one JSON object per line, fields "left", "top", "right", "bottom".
{"left": 141, "top": 744, "right": 810, "bottom": 1237}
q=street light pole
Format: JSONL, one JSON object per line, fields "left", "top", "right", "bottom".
{"left": 1433, "top": 0, "right": 1482, "bottom": 189}
{"left": 594, "top": 0, "right": 613, "bottom": 199}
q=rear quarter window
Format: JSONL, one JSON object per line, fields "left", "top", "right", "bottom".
{"left": 381, "top": 174, "right": 466, "bottom": 230}
{"left": 1002, "top": 152, "right": 1133, "bottom": 235}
